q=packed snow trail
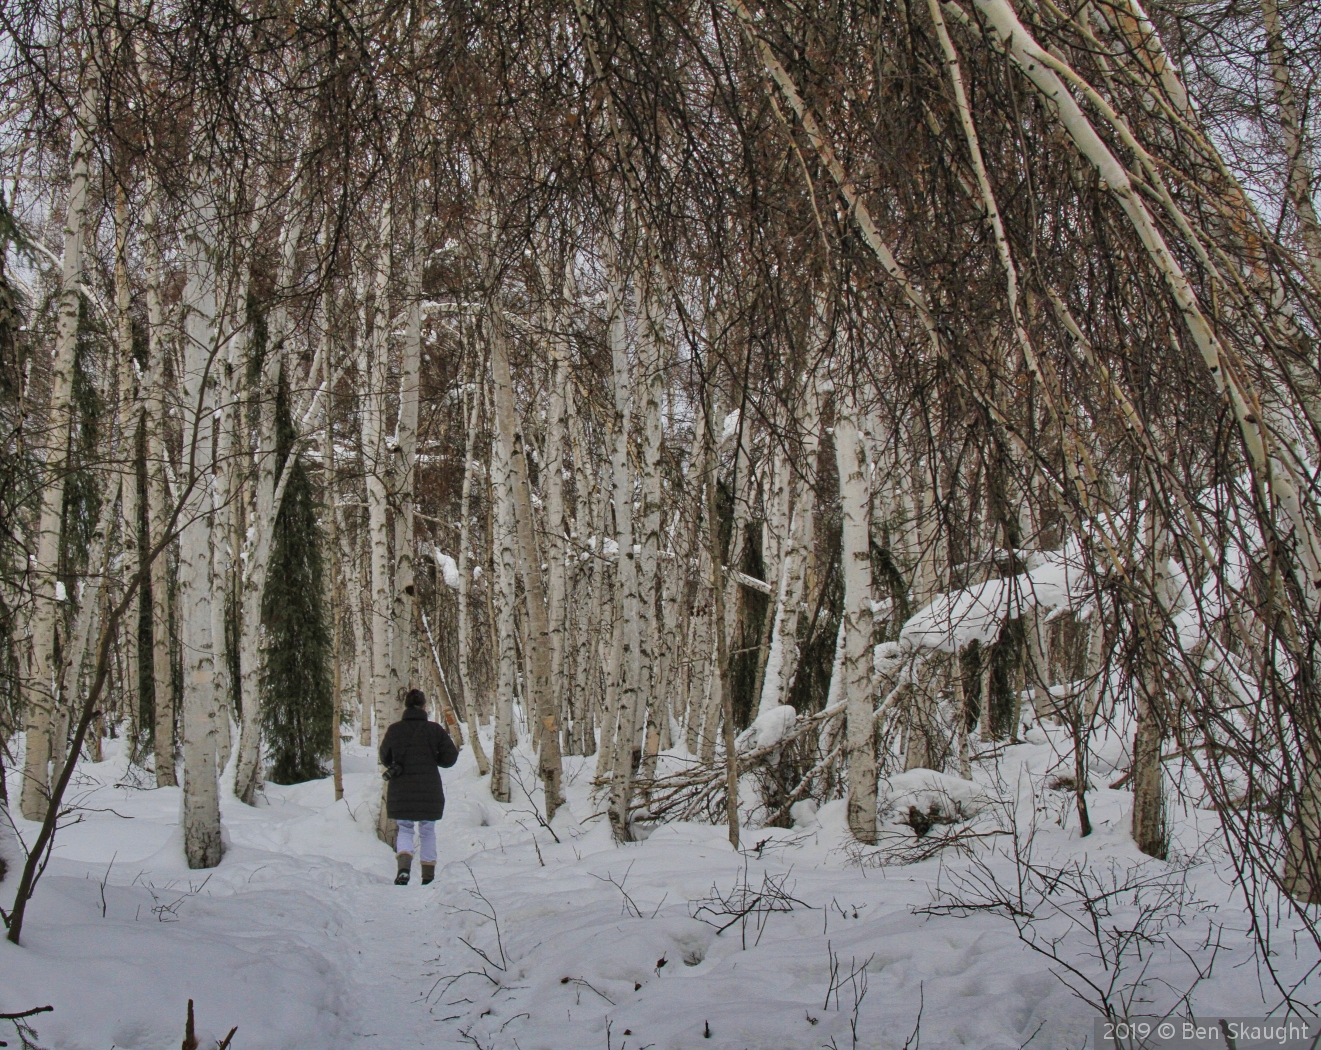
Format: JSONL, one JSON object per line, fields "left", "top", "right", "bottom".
{"left": 2, "top": 725, "right": 1316, "bottom": 1049}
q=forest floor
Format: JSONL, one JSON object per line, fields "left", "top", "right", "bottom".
{"left": 2, "top": 715, "right": 1317, "bottom": 1050}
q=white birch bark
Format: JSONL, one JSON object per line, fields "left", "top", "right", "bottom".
{"left": 340, "top": 505, "right": 370, "bottom": 747}
{"left": 359, "top": 209, "right": 397, "bottom": 842}
{"left": 594, "top": 600, "right": 624, "bottom": 781}
{"left": 635, "top": 277, "right": 665, "bottom": 779}
{"left": 605, "top": 267, "right": 643, "bottom": 840}
{"left": 390, "top": 259, "right": 421, "bottom": 705}
{"left": 759, "top": 382, "right": 822, "bottom": 718}
{"left": 568, "top": 385, "right": 599, "bottom": 756}
{"left": 1260, "top": 0, "right": 1321, "bottom": 282}
{"left": 706, "top": 407, "right": 740, "bottom": 849}
{"left": 113, "top": 187, "right": 141, "bottom": 748}
{"left": 754, "top": 444, "right": 792, "bottom": 719}
{"left": 490, "top": 429, "right": 517, "bottom": 804}
{"left": 21, "top": 84, "right": 96, "bottom": 820}
{"left": 778, "top": 374, "right": 823, "bottom": 706}
{"left": 836, "top": 402, "right": 878, "bottom": 844}
{"left": 457, "top": 374, "right": 490, "bottom": 773}
{"left": 545, "top": 345, "right": 569, "bottom": 755}
{"left": 208, "top": 249, "right": 251, "bottom": 775}
{"left": 142, "top": 189, "right": 177, "bottom": 788}
{"left": 179, "top": 191, "right": 222, "bottom": 869}
{"left": 685, "top": 598, "right": 712, "bottom": 755}
{"left": 53, "top": 490, "right": 121, "bottom": 774}
{"left": 325, "top": 332, "right": 344, "bottom": 800}
{"left": 359, "top": 208, "right": 394, "bottom": 769}
{"left": 490, "top": 307, "right": 563, "bottom": 817}
{"left": 232, "top": 205, "right": 302, "bottom": 802}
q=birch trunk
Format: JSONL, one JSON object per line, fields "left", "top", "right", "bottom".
{"left": 209, "top": 264, "right": 248, "bottom": 775}
{"left": 755, "top": 447, "right": 792, "bottom": 718}
{"left": 605, "top": 269, "right": 643, "bottom": 840}
{"left": 21, "top": 83, "right": 96, "bottom": 821}
{"left": 179, "top": 192, "right": 222, "bottom": 869}
{"left": 686, "top": 600, "right": 711, "bottom": 754}
{"left": 706, "top": 404, "right": 740, "bottom": 849}
{"left": 1132, "top": 513, "right": 1169, "bottom": 859}
{"left": 490, "top": 309, "right": 563, "bottom": 818}
{"left": 569, "top": 389, "right": 599, "bottom": 757}
{"left": 836, "top": 403, "right": 878, "bottom": 844}
{"left": 457, "top": 375, "right": 490, "bottom": 773}
{"left": 490, "top": 429, "right": 517, "bottom": 804}
{"left": 1260, "top": 0, "right": 1321, "bottom": 281}
{"left": 342, "top": 508, "right": 370, "bottom": 747}
{"left": 545, "top": 346, "right": 570, "bottom": 757}
{"left": 113, "top": 186, "right": 141, "bottom": 755}
{"left": 363, "top": 209, "right": 394, "bottom": 763}
{"left": 233, "top": 207, "right": 303, "bottom": 802}
{"left": 362, "top": 214, "right": 397, "bottom": 843}
{"left": 776, "top": 376, "right": 822, "bottom": 706}
{"left": 390, "top": 259, "right": 421, "bottom": 705}
{"left": 634, "top": 277, "right": 665, "bottom": 787}
{"left": 57, "top": 489, "right": 123, "bottom": 770}
{"left": 142, "top": 191, "right": 176, "bottom": 788}
{"left": 328, "top": 383, "right": 344, "bottom": 801}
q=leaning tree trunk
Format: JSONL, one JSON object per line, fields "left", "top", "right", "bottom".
{"left": 21, "top": 83, "right": 95, "bottom": 821}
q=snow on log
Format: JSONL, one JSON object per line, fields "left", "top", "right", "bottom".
{"left": 878, "top": 769, "right": 995, "bottom": 826}
{"left": 736, "top": 704, "right": 797, "bottom": 753}
{"left": 899, "top": 540, "right": 1089, "bottom": 652}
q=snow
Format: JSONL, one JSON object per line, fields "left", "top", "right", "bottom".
{"left": 901, "top": 540, "right": 1091, "bottom": 652}
{"left": 3, "top": 723, "right": 1317, "bottom": 1050}
{"left": 735, "top": 705, "right": 797, "bottom": 752}
{"left": 432, "top": 549, "right": 461, "bottom": 590}
{"left": 878, "top": 768, "right": 994, "bottom": 825}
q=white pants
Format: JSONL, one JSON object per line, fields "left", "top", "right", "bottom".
{"left": 396, "top": 820, "right": 437, "bottom": 863}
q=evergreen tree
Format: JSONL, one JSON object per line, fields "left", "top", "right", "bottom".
{"left": 260, "top": 364, "right": 333, "bottom": 784}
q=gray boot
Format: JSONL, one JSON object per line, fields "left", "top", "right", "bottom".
{"left": 394, "top": 852, "right": 412, "bottom": 885}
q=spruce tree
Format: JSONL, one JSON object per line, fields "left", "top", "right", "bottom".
{"left": 260, "top": 364, "right": 333, "bottom": 784}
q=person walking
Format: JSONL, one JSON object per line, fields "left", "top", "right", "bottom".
{"left": 379, "top": 688, "right": 459, "bottom": 885}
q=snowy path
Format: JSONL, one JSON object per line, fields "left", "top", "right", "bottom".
{"left": 3, "top": 729, "right": 1316, "bottom": 1050}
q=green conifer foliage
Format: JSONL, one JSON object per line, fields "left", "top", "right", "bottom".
{"left": 260, "top": 365, "right": 333, "bottom": 784}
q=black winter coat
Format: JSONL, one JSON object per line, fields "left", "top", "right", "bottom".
{"left": 379, "top": 708, "right": 459, "bottom": 821}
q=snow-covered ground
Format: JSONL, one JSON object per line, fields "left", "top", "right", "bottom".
{"left": 2, "top": 720, "right": 1316, "bottom": 1050}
